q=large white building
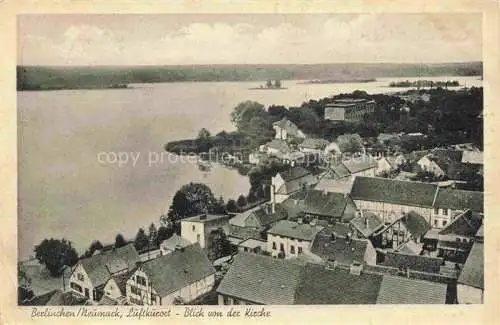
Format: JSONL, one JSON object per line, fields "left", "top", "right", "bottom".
{"left": 180, "top": 214, "right": 230, "bottom": 249}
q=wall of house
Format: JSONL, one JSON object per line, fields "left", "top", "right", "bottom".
{"left": 69, "top": 263, "right": 95, "bottom": 301}
{"left": 103, "top": 278, "right": 123, "bottom": 299}
{"left": 228, "top": 224, "right": 262, "bottom": 241}
{"left": 376, "top": 159, "right": 393, "bottom": 175}
{"left": 161, "top": 274, "right": 215, "bottom": 305}
{"left": 126, "top": 268, "right": 160, "bottom": 305}
{"left": 273, "top": 126, "right": 287, "bottom": 140}
{"left": 457, "top": 284, "right": 483, "bottom": 304}
{"left": 363, "top": 240, "right": 377, "bottom": 265}
{"left": 353, "top": 199, "right": 432, "bottom": 224}
{"left": 271, "top": 175, "right": 285, "bottom": 204}
{"left": 218, "top": 294, "right": 257, "bottom": 305}
{"left": 431, "top": 208, "right": 463, "bottom": 229}
{"left": 181, "top": 220, "right": 206, "bottom": 248}
{"left": 344, "top": 196, "right": 359, "bottom": 221}
{"left": 267, "top": 233, "right": 311, "bottom": 258}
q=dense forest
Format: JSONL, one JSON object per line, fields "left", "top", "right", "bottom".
{"left": 17, "top": 62, "right": 482, "bottom": 91}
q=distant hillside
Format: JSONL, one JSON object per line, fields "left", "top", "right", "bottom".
{"left": 17, "top": 62, "right": 482, "bottom": 91}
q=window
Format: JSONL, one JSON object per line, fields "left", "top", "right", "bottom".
{"left": 196, "top": 234, "right": 201, "bottom": 243}
{"left": 279, "top": 243, "right": 284, "bottom": 252}
{"left": 70, "top": 282, "right": 83, "bottom": 293}
{"left": 298, "top": 247, "right": 303, "bottom": 254}
{"left": 290, "top": 245, "right": 295, "bottom": 254}
{"left": 434, "top": 208, "right": 439, "bottom": 214}
{"left": 272, "top": 242, "right": 276, "bottom": 250}
{"left": 130, "top": 286, "right": 141, "bottom": 295}
{"left": 442, "top": 208, "right": 448, "bottom": 216}
{"left": 77, "top": 273, "right": 84, "bottom": 281}
{"left": 443, "top": 221, "right": 447, "bottom": 226}
{"left": 136, "top": 275, "right": 147, "bottom": 286}
{"left": 462, "top": 238, "right": 467, "bottom": 243}
{"left": 192, "top": 225, "right": 196, "bottom": 232}
{"left": 434, "top": 220, "right": 438, "bottom": 227}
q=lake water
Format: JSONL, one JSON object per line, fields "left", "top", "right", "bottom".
{"left": 17, "top": 76, "right": 482, "bottom": 260}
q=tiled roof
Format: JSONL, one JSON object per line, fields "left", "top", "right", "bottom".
{"left": 238, "top": 238, "right": 266, "bottom": 249}
{"left": 99, "top": 295, "right": 119, "bottom": 306}
{"left": 310, "top": 229, "right": 369, "bottom": 266}
{"left": 300, "top": 138, "right": 330, "bottom": 150}
{"left": 350, "top": 176, "right": 438, "bottom": 208}
{"left": 462, "top": 151, "right": 483, "bottom": 165}
{"left": 314, "top": 176, "right": 354, "bottom": 194}
{"left": 24, "top": 290, "right": 88, "bottom": 306}
{"left": 183, "top": 214, "right": 230, "bottom": 224}
{"left": 376, "top": 275, "right": 447, "bottom": 304}
{"left": 265, "top": 139, "right": 291, "bottom": 152}
{"left": 160, "top": 234, "right": 191, "bottom": 251}
{"left": 439, "top": 210, "right": 483, "bottom": 237}
{"left": 343, "top": 157, "right": 378, "bottom": 174}
{"left": 458, "top": 242, "right": 483, "bottom": 289}
{"left": 289, "top": 189, "right": 352, "bottom": 221}
{"left": 350, "top": 212, "right": 384, "bottom": 238}
{"left": 78, "top": 244, "right": 140, "bottom": 288}
{"left": 110, "top": 270, "right": 135, "bottom": 296}
{"left": 434, "top": 189, "right": 483, "bottom": 213}
{"left": 401, "top": 211, "right": 431, "bottom": 238}
{"left": 268, "top": 220, "right": 323, "bottom": 241}
{"left": 141, "top": 243, "right": 215, "bottom": 297}
{"left": 216, "top": 252, "right": 305, "bottom": 304}
{"left": 383, "top": 251, "right": 442, "bottom": 274}
{"left": 278, "top": 166, "right": 312, "bottom": 182}
{"left": 331, "top": 163, "right": 351, "bottom": 179}
{"left": 276, "top": 174, "right": 317, "bottom": 195}
{"left": 295, "top": 263, "right": 383, "bottom": 304}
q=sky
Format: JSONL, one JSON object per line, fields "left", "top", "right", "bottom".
{"left": 18, "top": 14, "right": 482, "bottom": 66}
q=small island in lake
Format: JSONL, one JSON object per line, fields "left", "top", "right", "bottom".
{"left": 389, "top": 80, "right": 460, "bottom": 88}
{"left": 249, "top": 79, "right": 287, "bottom": 90}
{"left": 299, "top": 78, "right": 376, "bottom": 84}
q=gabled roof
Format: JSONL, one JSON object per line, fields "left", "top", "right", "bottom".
{"left": 182, "top": 214, "right": 230, "bottom": 224}
{"left": 458, "top": 242, "right": 484, "bottom": 289}
{"left": 299, "top": 138, "right": 330, "bottom": 150}
{"left": 401, "top": 211, "right": 431, "bottom": 238}
{"left": 350, "top": 176, "right": 438, "bottom": 208}
{"left": 265, "top": 139, "right": 291, "bottom": 152}
{"left": 276, "top": 173, "right": 318, "bottom": 195}
{"left": 376, "top": 276, "right": 447, "bottom": 304}
{"left": 109, "top": 270, "right": 135, "bottom": 296}
{"left": 331, "top": 163, "right": 351, "bottom": 179}
{"left": 343, "top": 157, "right": 378, "bottom": 174}
{"left": 140, "top": 243, "right": 214, "bottom": 298}
{"left": 216, "top": 252, "right": 305, "bottom": 304}
{"left": 439, "top": 210, "right": 483, "bottom": 237}
{"left": 78, "top": 243, "right": 140, "bottom": 288}
{"left": 383, "top": 251, "right": 442, "bottom": 274}
{"left": 272, "top": 118, "right": 304, "bottom": 138}
{"left": 289, "top": 189, "right": 352, "bottom": 221}
{"left": 434, "top": 189, "right": 483, "bottom": 213}
{"left": 462, "top": 151, "right": 483, "bottom": 165}
{"left": 278, "top": 166, "right": 311, "bottom": 182}
{"left": 350, "top": 212, "right": 384, "bottom": 238}
{"left": 295, "top": 263, "right": 383, "bottom": 304}
{"left": 160, "top": 234, "right": 191, "bottom": 251}
{"left": 314, "top": 176, "right": 354, "bottom": 194}
{"left": 231, "top": 203, "right": 287, "bottom": 228}
{"left": 310, "top": 229, "right": 369, "bottom": 266}
{"left": 268, "top": 220, "right": 323, "bottom": 241}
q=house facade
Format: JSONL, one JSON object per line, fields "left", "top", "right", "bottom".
{"left": 125, "top": 244, "right": 215, "bottom": 305}
{"left": 431, "top": 188, "right": 484, "bottom": 229}
{"left": 267, "top": 220, "right": 324, "bottom": 259}
{"left": 180, "top": 214, "right": 230, "bottom": 249}
{"left": 272, "top": 118, "right": 306, "bottom": 140}
{"left": 457, "top": 230, "right": 483, "bottom": 304}
{"left": 324, "top": 99, "right": 376, "bottom": 122}
{"left": 68, "top": 244, "right": 140, "bottom": 303}
{"left": 228, "top": 203, "right": 287, "bottom": 241}
{"left": 350, "top": 176, "right": 438, "bottom": 224}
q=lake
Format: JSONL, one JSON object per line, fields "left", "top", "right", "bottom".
{"left": 17, "top": 76, "right": 482, "bottom": 260}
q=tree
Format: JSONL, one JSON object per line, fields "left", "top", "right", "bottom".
{"left": 207, "top": 228, "right": 233, "bottom": 261}
{"left": 114, "top": 234, "right": 127, "bottom": 248}
{"left": 18, "top": 268, "right": 34, "bottom": 303}
{"left": 134, "top": 228, "right": 150, "bottom": 252}
{"left": 83, "top": 240, "right": 104, "bottom": 258}
{"left": 148, "top": 223, "right": 158, "bottom": 245}
{"left": 226, "top": 199, "right": 238, "bottom": 213}
{"left": 337, "top": 133, "right": 364, "bottom": 154}
{"left": 236, "top": 195, "right": 247, "bottom": 208}
{"left": 157, "top": 225, "right": 174, "bottom": 244}
{"left": 34, "top": 238, "right": 78, "bottom": 277}
{"left": 167, "top": 183, "right": 218, "bottom": 221}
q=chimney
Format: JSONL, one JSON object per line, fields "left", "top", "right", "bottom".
{"left": 349, "top": 262, "right": 363, "bottom": 276}
{"left": 297, "top": 218, "right": 303, "bottom": 224}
